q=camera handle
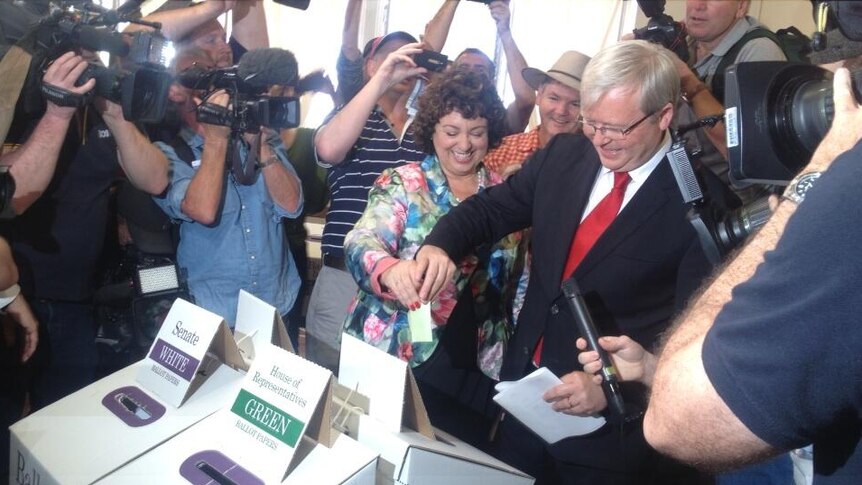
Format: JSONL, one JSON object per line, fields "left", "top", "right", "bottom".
{"left": 667, "top": 128, "right": 726, "bottom": 265}
{"left": 675, "top": 114, "right": 725, "bottom": 139}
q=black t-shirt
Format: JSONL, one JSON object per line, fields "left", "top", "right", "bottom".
{"left": 703, "top": 142, "right": 862, "bottom": 484}
{"left": 2, "top": 111, "right": 120, "bottom": 301}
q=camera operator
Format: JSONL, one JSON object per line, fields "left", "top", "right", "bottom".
{"left": 674, "top": 0, "right": 786, "bottom": 193}
{"left": 128, "top": 0, "right": 269, "bottom": 70}
{"left": 0, "top": 44, "right": 169, "bottom": 410}
{"left": 633, "top": 4, "right": 862, "bottom": 482}
{"left": 151, "top": 47, "right": 304, "bottom": 328}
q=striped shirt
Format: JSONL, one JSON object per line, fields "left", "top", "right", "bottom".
{"left": 319, "top": 109, "right": 425, "bottom": 258}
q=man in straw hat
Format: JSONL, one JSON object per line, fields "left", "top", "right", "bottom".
{"left": 483, "top": 51, "right": 591, "bottom": 178}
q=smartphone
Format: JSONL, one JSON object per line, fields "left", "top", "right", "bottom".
{"left": 413, "top": 50, "right": 449, "bottom": 73}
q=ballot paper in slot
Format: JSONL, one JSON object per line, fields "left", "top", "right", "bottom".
{"left": 493, "top": 367, "right": 606, "bottom": 443}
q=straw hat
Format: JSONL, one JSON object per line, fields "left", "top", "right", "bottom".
{"left": 522, "top": 50, "right": 592, "bottom": 91}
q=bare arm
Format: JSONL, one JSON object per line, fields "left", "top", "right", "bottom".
{"left": 314, "top": 43, "right": 425, "bottom": 164}
{"left": 0, "top": 237, "right": 17, "bottom": 291}
{"left": 3, "top": 52, "right": 95, "bottom": 215}
{"left": 423, "top": 0, "right": 459, "bottom": 52}
{"left": 490, "top": 1, "right": 534, "bottom": 133}
{"left": 99, "top": 101, "right": 169, "bottom": 195}
{"left": 341, "top": 0, "right": 363, "bottom": 61}
{"left": 644, "top": 67, "right": 862, "bottom": 467}
{"left": 125, "top": 0, "right": 233, "bottom": 40}
{"left": 675, "top": 57, "right": 728, "bottom": 159}
{"left": 258, "top": 138, "right": 301, "bottom": 213}
{"left": 180, "top": 92, "right": 230, "bottom": 224}
{"left": 231, "top": 0, "right": 269, "bottom": 51}
{"left": 4, "top": 294, "right": 38, "bottom": 363}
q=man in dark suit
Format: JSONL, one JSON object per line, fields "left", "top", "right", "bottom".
{"left": 415, "top": 40, "right": 714, "bottom": 484}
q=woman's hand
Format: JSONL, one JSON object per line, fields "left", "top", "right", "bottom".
{"left": 379, "top": 259, "right": 424, "bottom": 310}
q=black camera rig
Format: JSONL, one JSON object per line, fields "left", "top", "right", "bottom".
{"left": 14, "top": 0, "right": 173, "bottom": 123}
{"left": 633, "top": 0, "right": 689, "bottom": 63}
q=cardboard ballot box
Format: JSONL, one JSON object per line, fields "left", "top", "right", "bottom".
{"left": 100, "top": 413, "right": 377, "bottom": 485}
{"left": 100, "top": 344, "right": 376, "bottom": 485}
{"left": 9, "top": 299, "right": 246, "bottom": 485}
{"left": 282, "top": 432, "right": 377, "bottom": 485}
{"left": 9, "top": 361, "right": 244, "bottom": 485}
{"left": 337, "top": 335, "right": 534, "bottom": 485}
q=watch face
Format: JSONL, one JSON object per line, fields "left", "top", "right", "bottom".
{"left": 795, "top": 173, "right": 821, "bottom": 197}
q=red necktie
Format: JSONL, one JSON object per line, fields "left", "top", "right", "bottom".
{"left": 533, "top": 171, "right": 631, "bottom": 367}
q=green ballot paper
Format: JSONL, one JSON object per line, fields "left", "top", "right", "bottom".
{"left": 408, "top": 303, "right": 433, "bottom": 343}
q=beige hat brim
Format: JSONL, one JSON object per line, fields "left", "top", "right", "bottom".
{"left": 522, "top": 67, "right": 583, "bottom": 92}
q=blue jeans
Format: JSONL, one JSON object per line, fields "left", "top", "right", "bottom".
{"left": 717, "top": 454, "right": 793, "bottom": 485}
{"left": 31, "top": 300, "right": 98, "bottom": 409}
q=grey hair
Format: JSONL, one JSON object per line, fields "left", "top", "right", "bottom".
{"left": 581, "top": 40, "right": 680, "bottom": 115}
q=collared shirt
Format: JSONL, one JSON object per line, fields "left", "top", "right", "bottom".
{"left": 153, "top": 127, "right": 303, "bottom": 326}
{"left": 482, "top": 128, "right": 542, "bottom": 176}
{"left": 343, "top": 155, "right": 521, "bottom": 379}
{"left": 316, "top": 108, "right": 425, "bottom": 259}
{"left": 581, "top": 133, "right": 671, "bottom": 221}
{"left": 689, "top": 16, "right": 786, "bottom": 86}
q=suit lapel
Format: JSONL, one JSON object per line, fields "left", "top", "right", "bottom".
{"left": 573, "top": 157, "right": 674, "bottom": 279}
{"left": 547, "top": 153, "right": 601, "bottom": 285}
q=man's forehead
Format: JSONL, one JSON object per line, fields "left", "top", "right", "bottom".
{"left": 189, "top": 19, "right": 226, "bottom": 43}
{"left": 541, "top": 80, "right": 580, "bottom": 98}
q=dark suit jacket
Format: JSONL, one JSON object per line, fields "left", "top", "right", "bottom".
{"left": 424, "top": 133, "right": 713, "bottom": 472}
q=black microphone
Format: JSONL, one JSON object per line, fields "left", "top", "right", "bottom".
{"left": 236, "top": 48, "right": 298, "bottom": 91}
{"left": 76, "top": 25, "right": 130, "bottom": 57}
{"left": 560, "top": 277, "right": 627, "bottom": 419}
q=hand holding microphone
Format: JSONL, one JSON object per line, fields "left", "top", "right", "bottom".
{"left": 561, "top": 277, "right": 627, "bottom": 419}
{"left": 577, "top": 335, "right": 656, "bottom": 388}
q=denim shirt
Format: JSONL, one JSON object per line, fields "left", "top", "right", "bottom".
{"left": 153, "top": 127, "right": 303, "bottom": 326}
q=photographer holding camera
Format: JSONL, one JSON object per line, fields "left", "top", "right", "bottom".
{"left": 151, "top": 47, "right": 304, "bottom": 328}
{"left": 674, "top": 0, "right": 786, "bottom": 191}
{"left": 308, "top": 32, "right": 429, "bottom": 354}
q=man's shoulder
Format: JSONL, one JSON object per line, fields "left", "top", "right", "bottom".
{"left": 484, "top": 129, "right": 538, "bottom": 171}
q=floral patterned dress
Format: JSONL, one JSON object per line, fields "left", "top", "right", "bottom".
{"left": 342, "top": 154, "right": 522, "bottom": 379}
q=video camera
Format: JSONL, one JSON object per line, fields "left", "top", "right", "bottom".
{"left": 17, "top": 0, "right": 173, "bottom": 123}
{"left": 178, "top": 48, "right": 301, "bottom": 133}
{"left": 724, "top": 1, "right": 862, "bottom": 185}
{"left": 633, "top": 0, "right": 689, "bottom": 63}
{"left": 668, "top": 1, "right": 862, "bottom": 262}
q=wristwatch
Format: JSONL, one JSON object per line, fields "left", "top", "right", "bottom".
{"left": 783, "top": 171, "right": 822, "bottom": 204}
{"left": 257, "top": 155, "right": 279, "bottom": 169}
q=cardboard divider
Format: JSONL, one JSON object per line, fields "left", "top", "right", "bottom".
{"left": 336, "top": 334, "right": 535, "bottom": 484}
{"left": 233, "top": 290, "right": 294, "bottom": 369}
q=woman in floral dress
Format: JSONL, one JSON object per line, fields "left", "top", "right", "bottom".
{"left": 342, "top": 68, "right": 522, "bottom": 448}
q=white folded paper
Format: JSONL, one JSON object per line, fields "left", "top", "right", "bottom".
{"left": 493, "top": 367, "right": 606, "bottom": 443}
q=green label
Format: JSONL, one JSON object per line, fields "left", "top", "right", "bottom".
{"left": 231, "top": 389, "right": 305, "bottom": 447}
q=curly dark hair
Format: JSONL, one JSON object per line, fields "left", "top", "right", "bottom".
{"left": 412, "top": 68, "right": 507, "bottom": 155}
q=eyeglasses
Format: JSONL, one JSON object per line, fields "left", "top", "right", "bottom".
{"left": 578, "top": 109, "right": 658, "bottom": 140}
